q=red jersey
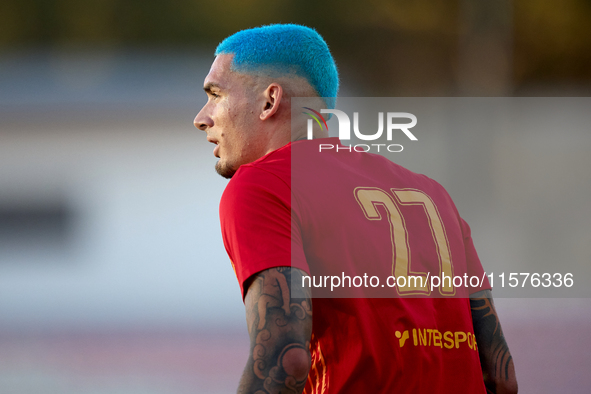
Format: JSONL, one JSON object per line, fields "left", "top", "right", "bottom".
{"left": 220, "top": 138, "right": 489, "bottom": 393}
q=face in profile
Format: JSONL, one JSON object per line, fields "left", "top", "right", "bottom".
{"left": 194, "top": 54, "right": 267, "bottom": 179}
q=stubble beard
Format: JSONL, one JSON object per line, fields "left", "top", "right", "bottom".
{"left": 215, "top": 160, "right": 236, "bottom": 179}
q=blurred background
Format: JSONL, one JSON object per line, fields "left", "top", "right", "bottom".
{"left": 1, "top": 0, "right": 590, "bottom": 393}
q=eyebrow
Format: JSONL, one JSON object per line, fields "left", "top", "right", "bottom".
{"left": 203, "top": 82, "right": 222, "bottom": 93}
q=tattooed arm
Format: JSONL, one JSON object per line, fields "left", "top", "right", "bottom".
{"left": 470, "top": 290, "right": 518, "bottom": 394}
{"left": 238, "top": 267, "right": 313, "bottom": 394}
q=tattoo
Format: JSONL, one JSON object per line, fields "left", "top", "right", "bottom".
{"left": 238, "top": 267, "right": 313, "bottom": 394}
{"left": 470, "top": 291, "right": 517, "bottom": 394}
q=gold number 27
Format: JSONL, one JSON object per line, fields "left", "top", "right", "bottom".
{"left": 354, "top": 187, "right": 455, "bottom": 296}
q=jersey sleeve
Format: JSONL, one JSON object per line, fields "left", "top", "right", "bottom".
{"left": 460, "top": 217, "right": 492, "bottom": 293}
{"left": 219, "top": 166, "right": 309, "bottom": 300}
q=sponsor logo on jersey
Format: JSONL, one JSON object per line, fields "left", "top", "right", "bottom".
{"left": 395, "top": 328, "right": 478, "bottom": 351}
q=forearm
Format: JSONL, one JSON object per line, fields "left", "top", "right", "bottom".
{"left": 470, "top": 290, "right": 518, "bottom": 394}
{"left": 237, "top": 346, "right": 311, "bottom": 394}
{"left": 238, "top": 267, "right": 313, "bottom": 394}
{"left": 238, "top": 336, "right": 312, "bottom": 394}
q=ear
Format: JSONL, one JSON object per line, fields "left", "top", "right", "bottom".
{"left": 260, "top": 83, "right": 283, "bottom": 121}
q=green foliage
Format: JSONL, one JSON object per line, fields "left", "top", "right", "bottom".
{"left": 0, "top": 0, "right": 588, "bottom": 89}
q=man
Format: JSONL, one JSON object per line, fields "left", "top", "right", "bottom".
{"left": 194, "top": 24, "right": 517, "bottom": 394}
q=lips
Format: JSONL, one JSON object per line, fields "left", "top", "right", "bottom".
{"left": 207, "top": 136, "right": 220, "bottom": 157}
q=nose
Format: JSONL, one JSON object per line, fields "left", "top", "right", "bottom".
{"left": 194, "top": 106, "right": 213, "bottom": 131}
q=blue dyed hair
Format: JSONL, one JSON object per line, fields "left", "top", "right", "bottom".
{"left": 215, "top": 24, "right": 339, "bottom": 109}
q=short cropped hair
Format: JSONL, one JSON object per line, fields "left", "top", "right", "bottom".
{"left": 215, "top": 24, "right": 339, "bottom": 109}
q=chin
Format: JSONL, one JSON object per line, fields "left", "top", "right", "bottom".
{"left": 215, "top": 160, "right": 237, "bottom": 179}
